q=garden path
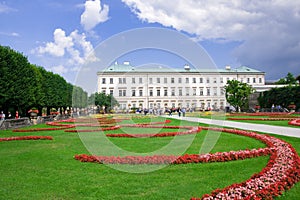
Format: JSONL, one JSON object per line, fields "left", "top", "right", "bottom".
{"left": 167, "top": 115, "right": 300, "bottom": 138}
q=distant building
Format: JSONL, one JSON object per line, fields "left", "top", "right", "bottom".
{"left": 97, "top": 62, "right": 266, "bottom": 111}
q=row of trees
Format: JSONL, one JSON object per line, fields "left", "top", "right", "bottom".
{"left": 225, "top": 73, "right": 299, "bottom": 112}
{"left": 0, "top": 45, "right": 88, "bottom": 117}
{"left": 258, "top": 86, "right": 300, "bottom": 110}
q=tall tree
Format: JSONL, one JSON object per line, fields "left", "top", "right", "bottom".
{"left": 275, "top": 72, "right": 297, "bottom": 85}
{"left": 0, "top": 46, "right": 37, "bottom": 115}
{"left": 92, "top": 92, "right": 119, "bottom": 112}
{"left": 225, "top": 80, "right": 255, "bottom": 112}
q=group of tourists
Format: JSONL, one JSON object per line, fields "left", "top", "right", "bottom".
{"left": 166, "top": 107, "right": 187, "bottom": 117}
{"left": 0, "top": 111, "right": 19, "bottom": 121}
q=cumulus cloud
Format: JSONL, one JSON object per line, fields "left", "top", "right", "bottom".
{"left": 36, "top": 28, "right": 98, "bottom": 73}
{"left": 80, "top": 0, "right": 109, "bottom": 31}
{"left": 122, "top": 0, "right": 300, "bottom": 78}
{"left": 37, "top": 28, "right": 73, "bottom": 57}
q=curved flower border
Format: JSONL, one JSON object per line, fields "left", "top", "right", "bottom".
{"left": 0, "top": 136, "right": 53, "bottom": 142}
{"left": 74, "top": 126, "right": 300, "bottom": 200}
{"left": 288, "top": 119, "right": 300, "bottom": 126}
{"left": 12, "top": 118, "right": 172, "bottom": 132}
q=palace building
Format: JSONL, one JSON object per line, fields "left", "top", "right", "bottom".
{"left": 97, "top": 62, "right": 265, "bottom": 111}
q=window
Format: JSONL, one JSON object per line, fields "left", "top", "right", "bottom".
{"left": 247, "top": 78, "right": 250, "bottom": 83}
{"left": 240, "top": 78, "right": 244, "bottom": 83}
{"left": 178, "top": 78, "right": 182, "bottom": 83}
{"left": 139, "top": 90, "right": 143, "bottom": 96}
{"left": 157, "top": 78, "right": 160, "bottom": 83}
{"left": 132, "top": 90, "right": 136, "bottom": 97}
{"left": 171, "top": 78, "right": 175, "bottom": 83}
{"left": 110, "top": 90, "right": 113, "bottom": 95}
{"left": 259, "top": 78, "right": 262, "bottom": 83}
{"left": 220, "top": 77, "right": 223, "bottom": 83}
{"left": 213, "top": 78, "right": 217, "bottom": 83}
{"left": 123, "top": 78, "right": 126, "bottom": 84}
{"left": 149, "top": 78, "right": 153, "bottom": 84}
{"left": 207, "top": 78, "right": 210, "bottom": 83}
{"left": 164, "top": 88, "right": 168, "bottom": 96}
{"left": 149, "top": 89, "right": 153, "bottom": 96}
{"left": 193, "top": 88, "right": 196, "bottom": 96}
{"left": 253, "top": 78, "right": 256, "bottom": 83}
{"left": 200, "top": 78, "right": 203, "bottom": 83}
{"left": 157, "top": 89, "right": 161, "bottom": 96}
{"left": 200, "top": 87, "right": 204, "bottom": 96}
{"left": 186, "top": 78, "right": 189, "bottom": 83}
{"left": 118, "top": 78, "right": 122, "bottom": 84}
{"left": 119, "top": 90, "right": 126, "bottom": 96}
{"left": 109, "top": 78, "right": 113, "bottom": 84}
{"left": 102, "top": 78, "right": 106, "bottom": 84}
{"left": 139, "top": 78, "right": 143, "bottom": 84}
{"left": 102, "top": 90, "right": 106, "bottom": 94}
{"left": 164, "top": 78, "right": 167, "bottom": 84}
{"left": 185, "top": 87, "right": 190, "bottom": 96}
{"left": 192, "top": 78, "right": 196, "bottom": 83}
{"left": 220, "top": 87, "right": 224, "bottom": 95}
{"left": 213, "top": 87, "right": 217, "bottom": 96}
{"left": 171, "top": 88, "right": 175, "bottom": 96}
{"left": 132, "top": 77, "right": 136, "bottom": 84}
{"left": 207, "top": 88, "right": 210, "bottom": 96}
{"left": 179, "top": 88, "right": 182, "bottom": 96}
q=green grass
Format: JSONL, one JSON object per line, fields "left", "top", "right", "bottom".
{"left": 186, "top": 111, "right": 299, "bottom": 128}
{"left": 0, "top": 117, "right": 299, "bottom": 199}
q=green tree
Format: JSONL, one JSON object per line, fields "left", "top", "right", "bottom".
{"left": 0, "top": 46, "right": 37, "bottom": 116}
{"left": 0, "top": 45, "right": 87, "bottom": 116}
{"left": 275, "top": 72, "right": 297, "bottom": 85}
{"left": 258, "top": 86, "right": 300, "bottom": 110}
{"left": 225, "top": 80, "right": 255, "bottom": 112}
{"left": 91, "top": 92, "right": 119, "bottom": 112}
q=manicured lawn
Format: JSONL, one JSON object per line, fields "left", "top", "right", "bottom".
{"left": 0, "top": 116, "right": 299, "bottom": 199}
{"left": 185, "top": 111, "right": 300, "bottom": 128}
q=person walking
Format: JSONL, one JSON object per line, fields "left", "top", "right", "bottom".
{"left": 177, "top": 107, "right": 181, "bottom": 117}
{"left": 181, "top": 107, "right": 186, "bottom": 117}
{"left": 0, "top": 111, "right": 5, "bottom": 120}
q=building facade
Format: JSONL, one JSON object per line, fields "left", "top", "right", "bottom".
{"left": 97, "top": 62, "right": 265, "bottom": 111}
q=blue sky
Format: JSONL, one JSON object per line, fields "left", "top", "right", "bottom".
{"left": 1, "top": 0, "right": 300, "bottom": 85}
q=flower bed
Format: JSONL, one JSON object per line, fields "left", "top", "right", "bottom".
{"left": 227, "top": 117, "right": 296, "bottom": 121}
{"left": 0, "top": 136, "right": 53, "bottom": 142}
{"left": 12, "top": 118, "right": 172, "bottom": 132}
{"left": 75, "top": 148, "right": 272, "bottom": 164}
{"left": 288, "top": 119, "right": 300, "bottom": 126}
{"left": 74, "top": 126, "right": 300, "bottom": 200}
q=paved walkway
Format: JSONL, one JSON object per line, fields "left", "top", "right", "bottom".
{"left": 167, "top": 115, "right": 300, "bottom": 138}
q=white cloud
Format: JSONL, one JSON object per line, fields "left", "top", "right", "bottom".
{"left": 37, "top": 28, "right": 73, "bottom": 57}
{"left": 122, "top": 0, "right": 300, "bottom": 78}
{"left": 35, "top": 28, "right": 98, "bottom": 73}
{"left": 0, "top": 32, "right": 20, "bottom": 37}
{"left": 50, "top": 65, "right": 69, "bottom": 74}
{"left": 0, "top": 3, "right": 17, "bottom": 13}
{"left": 36, "top": 28, "right": 97, "bottom": 64}
{"left": 80, "top": 0, "right": 109, "bottom": 31}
